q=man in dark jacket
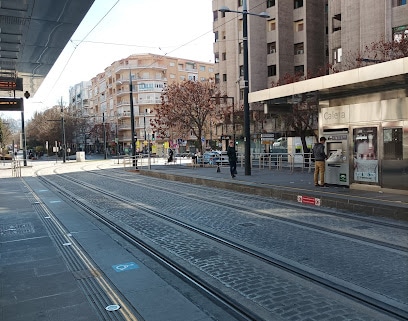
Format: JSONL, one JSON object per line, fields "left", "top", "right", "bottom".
{"left": 312, "top": 137, "right": 328, "bottom": 187}
{"left": 227, "top": 141, "right": 237, "bottom": 178}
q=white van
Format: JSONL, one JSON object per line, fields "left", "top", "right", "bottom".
{"left": 272, "top": 137, "right": 287, "bottom": 147}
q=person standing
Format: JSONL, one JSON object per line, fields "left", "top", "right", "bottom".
{"left": 312, "top": 137, "right": 328, "bottom": 187}
{"left": 227, "top": 141, "right": 237, "bottom": 178}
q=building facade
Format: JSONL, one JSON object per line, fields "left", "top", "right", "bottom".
{"left": 328, "top": 0, "right": 408, "bottom": 68}
{"left": 212, "top": 0, "right": 407, "bottom": 152}
{"left": 213, "top": 0, "right": 328, "bottom": 148}
{"left": 70, "top": 54, "right": 214, "bottom": 155}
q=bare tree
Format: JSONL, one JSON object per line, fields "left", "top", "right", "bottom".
{"left": 151, "top": 80, "right": 217, "bottom": 154}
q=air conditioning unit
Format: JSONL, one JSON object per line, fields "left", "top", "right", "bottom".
{"left": 297, "top": 50, "right": 304, "bottom": 55}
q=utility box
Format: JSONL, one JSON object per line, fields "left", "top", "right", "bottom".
{"left": 76, "top": 151, "right": 85, "bottom": 162}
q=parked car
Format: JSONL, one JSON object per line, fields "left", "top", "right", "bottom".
{"left": 198, "top": 152, "right": 219, "bottom": 165}
{"left": 272, "top": 137, "right": 287, "bottom": 147}
{"left": 215, "top": 151, "right": 230, "bottom": 165}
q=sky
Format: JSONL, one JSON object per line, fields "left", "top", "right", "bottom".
{"left": 6, "top": 0, "right": 214, "bottom": 121}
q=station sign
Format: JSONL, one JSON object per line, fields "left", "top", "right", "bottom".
{"left": 0, "top": 77, "right": 23, "bottom": 91}
{"left": 297, "top": 195, "right": 321, "bottom": 206}
{"left": 0, "top": 98, "right": 24, "bottom": 111}
{"left": 261, "top": 133, "right": 276, "bottom": 142}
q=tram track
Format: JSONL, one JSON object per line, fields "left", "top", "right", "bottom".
{"left": 88, "top": 166, "right": 408, "bottom": 252}
{"left": 30, "top": 164, "right": 408, "bottom": 321}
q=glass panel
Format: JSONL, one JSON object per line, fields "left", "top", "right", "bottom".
{"left": 383, "top": 128, "right": 403, "bottom": 160}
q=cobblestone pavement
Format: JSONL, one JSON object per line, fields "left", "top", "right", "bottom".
{"left": 26, "top": 160, "right": 408, "bottom": 321}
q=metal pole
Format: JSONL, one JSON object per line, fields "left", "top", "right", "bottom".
{"left": 232, "top": 96, "right": 235, "bottom": 142}
{"left": 243, "top": 0, "right": 251, "bottom": 175}
{"left": 60, "top": 97, "right": 66, "bottom": 163}
{"left": 21, "top": 110, "right": 27, "bottom": 166}
{"left": 129, "top": 70, "right": 137, "bottom": 168}
{"left": 103, "top": 112, "right": 107, "bottom": 159}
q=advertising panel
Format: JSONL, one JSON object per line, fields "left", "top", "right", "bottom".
{"left": 353, "top": 127, "right": 378, "bottom": 183}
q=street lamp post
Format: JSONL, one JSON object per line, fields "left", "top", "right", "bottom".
{"left": 219, "top": 1, "right": 269, "bottom": 175}
{"left": 103, "top": 112, "right": 107, "bottom": 159}
{"left": 129, "top": 70, "right": 137, "bottom": 168}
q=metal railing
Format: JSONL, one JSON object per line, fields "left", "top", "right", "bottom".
{"left": 120, "top": 152, "right": 314, "bottom": 173}
{"left": 239, "top": 152, "right": 314, "bottom": 172}
{"left": 12, "top": 159, "right": 22, "bottom": 177}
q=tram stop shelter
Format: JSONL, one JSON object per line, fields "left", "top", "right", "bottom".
{"left": 249, "top": 57, "right": 408, "bottom": 193}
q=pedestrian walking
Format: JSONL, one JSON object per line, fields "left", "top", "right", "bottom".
{"left": 312, "top": 137, "right": 328, "bottom": 187}
{"left": 168, "top": 149, "right": 174, "bottom": 163}
{"left": 227, "top": 141, "right": 237, "bottom": 178}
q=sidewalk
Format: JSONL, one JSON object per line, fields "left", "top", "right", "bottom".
{"left": 138, "top": 163, "right": 408, "bottom": 222}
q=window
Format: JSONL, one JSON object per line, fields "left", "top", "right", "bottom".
{"left": 267, "top": 42, "right": 276, "bottom": 54}
{"left": 383, "top": 128, "right": 403, "bottom": 160}
{"left": 200, "top": 65, "right": 206, "bottom": 71}
{"left": 223, "top": 74, "right": 227, "bottom": 81}
{"left": 294, "top": 65, "right": 304, "bottom": 76}
{"left": 214, "top": 31, "right": 219, "bottom": 42}
{"left": 393, "top": 0, "right": 407, "bottom": 6}
{"left": 215, "top": 73, "right": 220, "bottom": 84}
{"left": 222, "top": 52, "right": 227, "bottom": 61}
{"left": 294, "top": 20, "right": 304, "bottom": 32}
{"left": 239, "top": 89, "right": 244, "bottom": 100}
{"left": 294, "top": 42, "right": 304, "bottom": 55}
{"left": 267, "top": 65, "right": 277, "bottom": 77}
{"left": 333, "top": 47, "right": 342, "bottom": 63}
{"left": 393, "top": 25, "right": 408, "bottom": 42}
{"left": 169, "top": 62, "right": 175, "bottom": 67}
{"left": 180, "top": 76, "right": 185, "bottom": 81}
{"left": 239, "top": 42, "right": 243, "bottom": 54}
{"left": 294, "top": 0, "right": 303, "bottom": 9}
{"left": 239, "top": 65, "right": 244, "bottom": 77}
{"left": 215, "top": 52, "right": 220, "bottom": 63}
{"left": 267, "top": 0, "right": 275, "bottom": 8}
{"left": 213, "top": 10, "right": 218, "bottom": 21}
{"left": 332, "top": 14, "right": 341, "bottom": 32}
{"left": 238, "top": 0, "right": 243, "bottom": 6}
{"left": 269, "top": 20, "right": 276, "bottom": 31}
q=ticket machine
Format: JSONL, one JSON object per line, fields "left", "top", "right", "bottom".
{"left": 324, "top": 131, "right": 349, "bottom": 186}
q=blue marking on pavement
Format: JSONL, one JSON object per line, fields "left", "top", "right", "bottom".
{"left": 112, "top": 262, "right": 139, "bottom": 272}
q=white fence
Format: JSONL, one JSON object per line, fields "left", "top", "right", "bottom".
{"left": 121, "top": 152, "right": 314, "bottom": 172}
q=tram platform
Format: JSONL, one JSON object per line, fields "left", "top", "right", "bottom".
{"left": 138, "top": 163, "right": 408, "bottom": 222}
{"left": 0, "top": 159, "right": 407, "bottom": 320}
{"left": 0, "top": 167, "right": 216, "bottom": 321}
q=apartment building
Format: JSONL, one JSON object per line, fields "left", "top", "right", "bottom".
{"left": 213, "top": 0, "right": 407, "bottom": 150}
{"left": 212, "top": 0, "right": 327, "bottom": 144}
{"left": 329, "top": 0, "right": 408, "bottom": 68}
{"left": 74, "top": 54, "right": 214, "bottom": 154}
